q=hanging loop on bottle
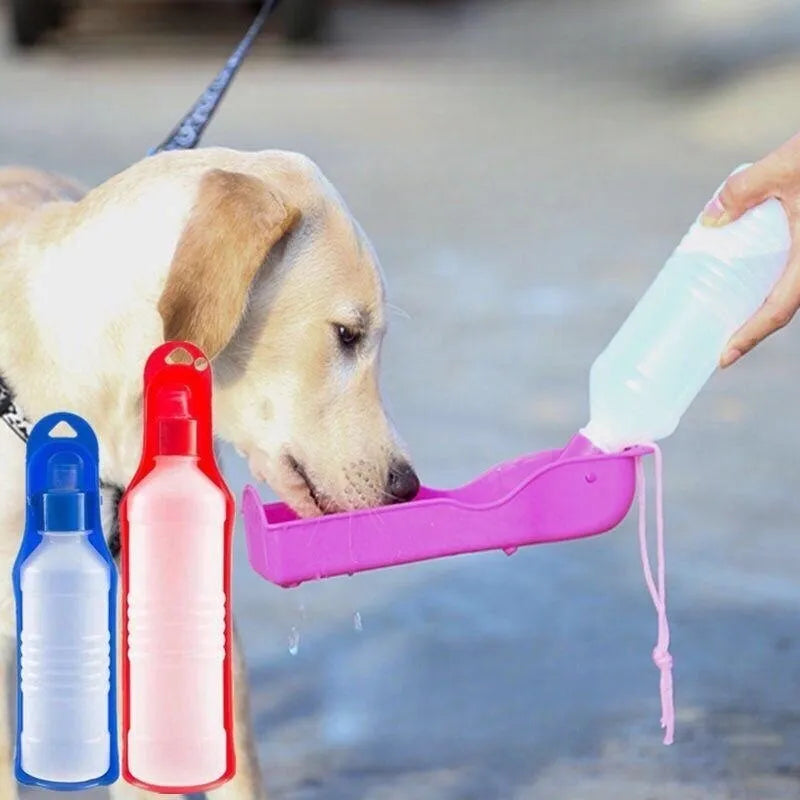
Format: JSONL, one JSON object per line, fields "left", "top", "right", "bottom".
{"left": 635, "top": 445, "right": 675, "bottom": 746}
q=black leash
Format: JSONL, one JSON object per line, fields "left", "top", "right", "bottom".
{"left": 2, "top": 0, "right": 280, "bottom": 549}
{"left": 151, "top": 0, "right": 282, "bottom": 154}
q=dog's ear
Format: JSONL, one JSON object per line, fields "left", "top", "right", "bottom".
{"left": 158, "top": 168, "right": 300, "bottom": 359}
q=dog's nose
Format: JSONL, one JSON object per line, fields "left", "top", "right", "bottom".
{"left": 386, "top": 460, "right": 420, "bottom": 503}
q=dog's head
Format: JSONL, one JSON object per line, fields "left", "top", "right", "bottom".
{"left": 157, "top": 152, "right": 418, "bottom": 516}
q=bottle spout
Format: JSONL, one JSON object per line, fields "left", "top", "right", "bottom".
{"left": 49, "top": 458, "right": 80, "bottom": 491}
{"left": 156, "top": 386, "right": 198, "bottom": 456}
{"left": 160, "top": 388, "right": 190, "bottom": 419}
{"left": 40, "top": 453, "right": 88, "bottom": 531}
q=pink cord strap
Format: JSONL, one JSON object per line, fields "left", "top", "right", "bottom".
{"left": 636, "top": 444, "right": 674, "bottom": 746}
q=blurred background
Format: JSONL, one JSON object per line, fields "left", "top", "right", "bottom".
{"left": 4, "top": 0, "right": 800, "bottom": 798}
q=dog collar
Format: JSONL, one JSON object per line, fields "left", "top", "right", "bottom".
{"left": 0, "top": 372, "right": 31, "bottom": 442}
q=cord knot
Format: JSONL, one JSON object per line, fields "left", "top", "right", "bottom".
{"left": 652, "top": 646, "right": 673, "bottom": 671}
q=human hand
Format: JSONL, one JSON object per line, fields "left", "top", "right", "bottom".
{"left": 701, "top": 133, "right": 800, "bottom": 368}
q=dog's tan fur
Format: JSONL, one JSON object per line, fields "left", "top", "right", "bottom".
{"left": 0, "top": 148, "right": 415, "bottom": 799}
{"left": 160, "top": 169, "right": 301, "bottom": 359}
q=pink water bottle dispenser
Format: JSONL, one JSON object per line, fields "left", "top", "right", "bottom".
{"left": 119, "top": 342, "right": 235, "bottom": 793}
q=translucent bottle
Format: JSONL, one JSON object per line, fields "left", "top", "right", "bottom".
{"left": 125, "top": 387, "right": 227, "bottom": 789}
{"left": 15, "top": 414, "right": 117, "bottom": 790}
{"left": 582, "top": 170, "right": 791, "bottom": 452}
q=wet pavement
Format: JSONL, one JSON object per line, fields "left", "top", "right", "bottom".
{"left": 4, "top": 0, "right": 800, "bottom": 797}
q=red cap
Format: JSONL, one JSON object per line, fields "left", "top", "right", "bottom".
{"left": 156, "top": 387, "right": 197, "bottom": 455}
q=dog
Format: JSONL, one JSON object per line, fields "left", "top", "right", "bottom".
{"left": 0, "top": 148, "right": 420, "bottom": 799}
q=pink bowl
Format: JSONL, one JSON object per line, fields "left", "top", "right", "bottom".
{"left": 242, "top": 438, "right": 650, "bottom": 588}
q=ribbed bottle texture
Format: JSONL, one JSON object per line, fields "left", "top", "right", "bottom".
{"left": 583, "top": 194, "right": 790, "bottom": 452}
{"left": 126, "top": 456, "right": 227, "bottom": 788}
{"left": 19, "top": 535, "right": 111, "bottom": 783}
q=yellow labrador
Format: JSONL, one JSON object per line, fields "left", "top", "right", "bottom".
{"left": 0, "top": 149, "right": 419, "bottom": 800}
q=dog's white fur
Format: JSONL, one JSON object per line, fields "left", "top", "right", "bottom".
{"left": 0, "top": 149, "right": 416, "bottom": 799}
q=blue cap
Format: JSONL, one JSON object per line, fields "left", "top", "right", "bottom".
{"left": 39, "top": 453, "right": 88, "bottom": 532}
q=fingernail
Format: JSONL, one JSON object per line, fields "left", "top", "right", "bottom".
{"left": 700, "top": 196, "right": 731, "bottom": 227}
{"left": 720, "top": 347, "right": 743, "bottom": 368}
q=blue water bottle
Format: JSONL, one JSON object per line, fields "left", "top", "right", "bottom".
{"left": 13, "top": 413, "right": 119, "bottom": 789}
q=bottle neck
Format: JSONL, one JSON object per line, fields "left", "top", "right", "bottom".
{"left": 157, "top": 417, "right": 198, "bottom": 456}
{"left": 40, "top": 530, "right": 88, "bottom": 540}
{"left": 39, "top": 490, "right": 88, "bottom": 532}
{"left": 580, "top": 421, "right": 615, "bottom": 453}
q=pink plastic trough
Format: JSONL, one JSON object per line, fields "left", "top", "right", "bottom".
{"left": 242, "top": 436, "right": 652, "bottom": 588}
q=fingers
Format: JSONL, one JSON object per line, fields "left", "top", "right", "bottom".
{"left": 701, "top": 161, "right": 775, "bottom": 227}
{"left": 720, "top": 232, "right": 800, "bottom": 367}
{"left": 697, "top": 134, "right": 800, "bottom": 365}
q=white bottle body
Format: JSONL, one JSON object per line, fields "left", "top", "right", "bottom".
{"left": 126, "top": 456, "right": 227, "bottom": 788}
{"left": 584, "top": 195, "right": 790, "bottom": 452}
{"left": 20, "top": 533, "right": 111, "bottom": 783}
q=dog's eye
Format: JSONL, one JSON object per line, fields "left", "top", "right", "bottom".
{"left": 335, "top": 324, "right": 362, "bottom": 351}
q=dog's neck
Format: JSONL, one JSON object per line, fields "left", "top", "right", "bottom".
{"left": 0, "top": 197, "right": 170, "bottom": 488}
{"left": 0, "top": 353, "right": 142, "bottom": 488}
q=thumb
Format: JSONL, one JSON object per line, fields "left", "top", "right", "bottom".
{"left": 700, "top": 163, "right": 772, "bottom": 228}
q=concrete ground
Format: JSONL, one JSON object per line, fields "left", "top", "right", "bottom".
{"left": 4, "top": 0, "right": 800, "bottom": 797}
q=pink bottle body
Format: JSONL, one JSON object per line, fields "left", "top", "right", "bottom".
{"left": 125, "top": 455, "right": 226, "bottom": 789}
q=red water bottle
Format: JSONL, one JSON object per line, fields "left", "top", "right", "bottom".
{"left": 119, "top": 342, "right": 235, "bottom": 792}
